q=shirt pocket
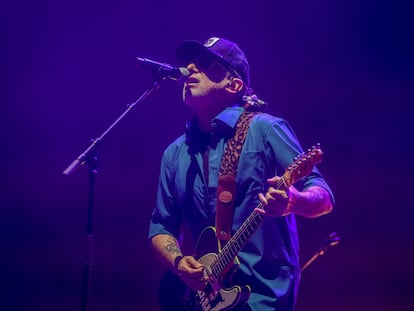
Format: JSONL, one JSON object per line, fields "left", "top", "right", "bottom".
{"left": 237, "top": 151, "right": 268, "bottom": 193}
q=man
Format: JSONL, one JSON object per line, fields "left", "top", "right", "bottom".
{"left": 148, "top": 37, "right": 334, "bottom": 310}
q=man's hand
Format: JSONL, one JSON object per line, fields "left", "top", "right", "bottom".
{"left": 257, "top": 176, "right": 333, "bottom": 218}
{"left": 257, "top": 176, "right": 297, "bottom": 217}
{"left": 175, "top": 255, "right": 207, "bottom": 291}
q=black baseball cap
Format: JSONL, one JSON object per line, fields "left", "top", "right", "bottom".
{"left": 176, "top": 37, "right": 250, "bottom": 87}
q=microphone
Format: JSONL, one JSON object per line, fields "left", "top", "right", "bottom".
{"left": 136, "top": 57, "right": 190, "bottom": 81}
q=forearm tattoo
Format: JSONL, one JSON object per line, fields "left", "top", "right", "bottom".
{"left": 164, "top": 237, "right": 181, "bottom": 255}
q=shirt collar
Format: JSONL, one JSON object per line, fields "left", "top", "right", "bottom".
{"left": 211, "top": 106, "right": 244, "bottom": 135}
{"left": 185, "top": 106, "right": 245, "bottom": 151}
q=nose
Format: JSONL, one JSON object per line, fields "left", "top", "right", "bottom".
{"left": 186, "top": 63, "right": 199, "bottom": 73}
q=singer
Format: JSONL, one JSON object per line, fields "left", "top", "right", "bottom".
{"left": 148, "top": 37, "right": 334, "bottom": 311}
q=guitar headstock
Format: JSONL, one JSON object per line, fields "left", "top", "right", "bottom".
{"left": 283, "top": 144, "right": 323, "bottom": 187}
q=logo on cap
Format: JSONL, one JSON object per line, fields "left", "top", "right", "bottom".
{"left": 204, "top": 37, "right": 220, "bottom": 48}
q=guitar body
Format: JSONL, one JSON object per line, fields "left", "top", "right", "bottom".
{"left": 159, "top": 226, "right": 251, "bottom": 311}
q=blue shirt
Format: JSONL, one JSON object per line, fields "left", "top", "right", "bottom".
{"left": 148, "top": 106, "right": 333, "bottom": 310}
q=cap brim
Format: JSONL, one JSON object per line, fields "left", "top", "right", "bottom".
{"left": 176, "top": 40, "right": 222, "bottom": 66}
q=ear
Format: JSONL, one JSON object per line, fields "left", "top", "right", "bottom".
{"left": 225, "top": 77, "right": 244, "bottom": 94}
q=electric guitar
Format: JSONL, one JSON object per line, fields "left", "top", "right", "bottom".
{"left": 159, "top": 145, "right": 324, "bottom": 311}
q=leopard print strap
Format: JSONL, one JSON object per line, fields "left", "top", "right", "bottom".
{"left": 216, "top": 111, "right": 257, "bottom": 240}
{"left": 219, "top": 111, "right": 256, "bottom": 176}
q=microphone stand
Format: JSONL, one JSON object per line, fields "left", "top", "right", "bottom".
{"left": 62, "top": 72, "right": 168, "bottom": 311}
{"left": 300, "top": 232, "right": 341, "bottom": 272}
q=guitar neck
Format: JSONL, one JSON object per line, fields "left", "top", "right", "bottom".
{"left": 209, "top": 203, "right": 265, "bottom": 279}
{"left": 209, "top": 175, "right": 290, "bottom": 279}
{"left": 208, "top": 145, "right": 323, "bottom": 280}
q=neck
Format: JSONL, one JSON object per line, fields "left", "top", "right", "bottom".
{"left": 187, "top": 92, "right": 239, "bottom": 132}
{"left": 197, "top": 117, "right": 212, "bottom": 133}
{"left": 192, "top": 101, "right": 230, "bottom": 133}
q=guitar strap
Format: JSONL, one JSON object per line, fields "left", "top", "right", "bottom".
{"left": 215, "top": 111, "right": 257, "bottom": 241}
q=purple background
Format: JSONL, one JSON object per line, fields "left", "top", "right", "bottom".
{"left": 1, "top": 0, "right": 413, "bottom": 310}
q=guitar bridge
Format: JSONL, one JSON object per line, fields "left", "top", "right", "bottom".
{"left": 197, "top": 282, "right": 223, "bottom": 309}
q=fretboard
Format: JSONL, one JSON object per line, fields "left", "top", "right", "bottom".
{"left": 210, "top": 203, "right": 265, "bottom": 279}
